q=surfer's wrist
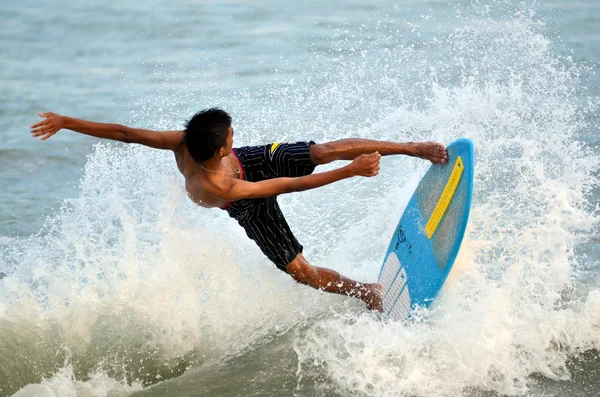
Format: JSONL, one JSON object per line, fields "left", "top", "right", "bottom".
{"left": 61, "top": 116, "right": 74, "bottom": 130}
{"left": 342, "top": 164, "right": 356, "bottom": 177}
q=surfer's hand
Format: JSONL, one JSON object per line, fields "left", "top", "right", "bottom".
{"left": 30, "top": 112, "right": 65, "bottom": 141}
{"left": 348, "top": 152, "right": 380, "bottom": 177}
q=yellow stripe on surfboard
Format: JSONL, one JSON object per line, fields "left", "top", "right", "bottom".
{"left": 425, "top": 156, "right": 464, "bottom": 239}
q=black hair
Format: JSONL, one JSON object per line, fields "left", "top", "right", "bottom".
{"left": 183, "top": 108, "right": 232, "bottom": 163}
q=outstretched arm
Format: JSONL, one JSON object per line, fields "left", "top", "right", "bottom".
{"left": 30, "top": 112, "right": 183, "bottom": 151}
{"left": 214, "top": 152, "right": 381, "bottom": 201}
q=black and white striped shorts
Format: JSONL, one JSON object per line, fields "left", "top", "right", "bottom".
{"left": 225, "top": 141, "right": 317, "bottom": 272}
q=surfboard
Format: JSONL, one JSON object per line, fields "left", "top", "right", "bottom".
{"left": 378, "top": 138, "right": 474, "bottom": 320}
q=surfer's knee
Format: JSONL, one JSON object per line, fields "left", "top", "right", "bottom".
{"left": 286, "top": 254, "right": 318, "bottom": 285}
{"left": 309, "top": 143, "right": 334, "bottom": 165}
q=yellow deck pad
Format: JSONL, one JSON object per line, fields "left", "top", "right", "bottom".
{"left": 425, "top": 156, "right": 464, "bottom": 239}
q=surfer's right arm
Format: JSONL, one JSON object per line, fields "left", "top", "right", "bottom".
{"left": 214, "top": 152, "right": 381, "bottom": 201}
{"left": 30, "top": 112, "right": 183, "bottom": 151}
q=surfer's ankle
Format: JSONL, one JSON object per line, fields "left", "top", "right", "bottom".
{"left": 362, "top": 283, "right": 383, "bottom": 312}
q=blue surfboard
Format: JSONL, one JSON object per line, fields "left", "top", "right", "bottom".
{"left": 378, "top": 138, "right": 474, "bottom": 320}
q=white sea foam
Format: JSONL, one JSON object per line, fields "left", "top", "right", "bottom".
{"left": 12, "top": 365, "right": 143, "bottom": 397}
{"left": 0, "top": 143, "right": 330, "bottom": 395}
{"left": 2, "top": 2, "right": 599, "bottom": 397}
{"left": 291, "top": 8, "right": 600, "bottom": 397}
{"left": 0, "top": 237, "right": 14, "bottom": 246}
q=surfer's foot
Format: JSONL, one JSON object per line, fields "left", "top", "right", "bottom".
{"left": 413, "top": 142, "right": 448, "bottom": 164}
{"left": 362, "top": 283, "right": 383, "bottom": 312}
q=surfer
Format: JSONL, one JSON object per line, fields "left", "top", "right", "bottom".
{"left": 30, "top": 109, "right": 447, "bottom": 312}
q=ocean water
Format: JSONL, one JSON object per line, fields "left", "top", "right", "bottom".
{"left": 1, "top": 0, "right": 599, "bottom": 396}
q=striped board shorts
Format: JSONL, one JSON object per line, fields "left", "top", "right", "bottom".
{"left": 224, "top": 141, "right": 316, "bottom": 272}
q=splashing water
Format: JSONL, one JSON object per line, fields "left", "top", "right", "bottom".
{"left": 1, "top": 2, "right": 599, "bottom": 397}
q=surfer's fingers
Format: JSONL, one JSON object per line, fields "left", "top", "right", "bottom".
{"left": 30, "top": 120, "right": 46, "bottom": 129}
{"left": 32, "top": 126, "right": 54, "bottom": 137}
{"left": 40, "top": 131, "right": 56, "bottom": 141}
{"left": 31, "top": 129, "right": 47, "bottom": 137}
{"left": 31, "top": 123, "right": 49, "bottom": 132}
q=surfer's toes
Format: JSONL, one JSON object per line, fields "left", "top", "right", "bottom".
{"left": 430, "top": 143, "right": 446, "bottom": 164}
{"left": 437, "top": 146, "right": 448, "bottom": 164}
{"left": 416, "top": 142, "right": 447, "bottom": 164}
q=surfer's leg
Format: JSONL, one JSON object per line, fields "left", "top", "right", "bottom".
{"left": 286, "top": 253, "right": 383, "bottom": 312}
{"left": 310, "top": 139, "right": 447, "bottom": 164}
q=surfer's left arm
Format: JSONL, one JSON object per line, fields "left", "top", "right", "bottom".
{"left": 30, "top": 112, "right": 183, "bottom": 151}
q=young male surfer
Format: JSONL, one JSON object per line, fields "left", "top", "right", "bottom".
{"left": 30, "top": 108, "right": 447, "bottom": 311}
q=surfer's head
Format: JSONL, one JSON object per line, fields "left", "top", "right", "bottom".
{"left": 184, "top": 108, "right": 233, "bottom": 162}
